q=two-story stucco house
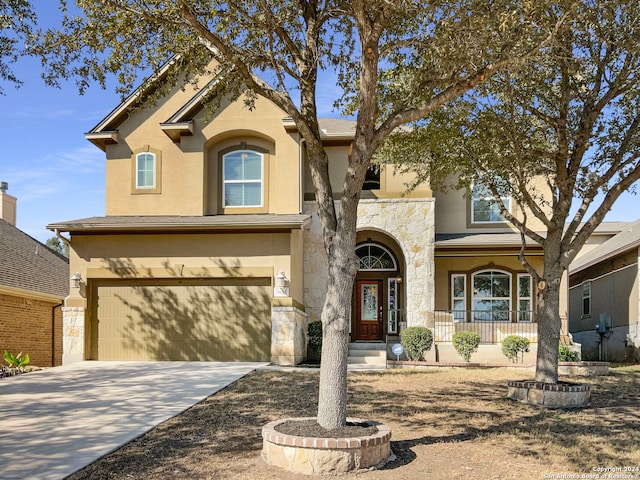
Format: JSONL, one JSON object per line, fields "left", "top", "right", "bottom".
{"left": 49, "top": 68, "right": 623, "bottom": 366}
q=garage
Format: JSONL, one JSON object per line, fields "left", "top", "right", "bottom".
{"left": 90, "top": 278, "right": 272, "bottom": 361}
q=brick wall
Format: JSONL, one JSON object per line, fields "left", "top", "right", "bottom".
{"left": 0, "top": 293, "right": 63, "bottom": 367}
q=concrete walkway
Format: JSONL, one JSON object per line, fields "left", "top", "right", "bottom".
{"left": 0, "top": 361, "right": 267, "bottom": 480}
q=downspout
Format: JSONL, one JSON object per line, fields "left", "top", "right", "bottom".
{"left": 54, "top": 228, "right": 71, "bottom": 244}
{"left": 53, "top": 227, "right": 70, "bottom": 367}
{"left": 51, "top": 302, "right": 63, "bottom": 367}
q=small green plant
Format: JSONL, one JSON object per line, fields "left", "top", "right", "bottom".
{"left": 400, "top": 326, "right": 433, "bottom": 361}
{"left": 558, "top": 344, "right": 579, "bottom": 362}
{"left": 501, "top": 335, "right": 530, "bottom": 363}
{"left": 308, "top": 321, "right": 323, "bottom": 354}
{"left": 452, "top": 331, "right": 481, "bottom": 363}
{"left": 4, "top": 350, "right": 30, "bottom": 371}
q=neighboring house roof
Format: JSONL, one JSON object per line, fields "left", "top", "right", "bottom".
{"left": 570, "top": 218, "right": 640, "bottom": 273}
{"left": 47, "top": 214, "right": 311, "bottom": 234}
{"left": 0, "top": 219, "right": 69, "bottom": 299}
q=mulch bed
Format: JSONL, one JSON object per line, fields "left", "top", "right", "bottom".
{"left": 274, "top": 419, "right": 377, "bottom": 438}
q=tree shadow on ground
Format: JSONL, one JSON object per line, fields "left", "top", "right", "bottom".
{"left": 68, "top": 368, "right": 640, "bottom": 479}
{"left": 346, "top": 368, "right": 640, "bottom": 471}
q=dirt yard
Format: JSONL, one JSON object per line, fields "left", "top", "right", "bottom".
{"left": 68, "top": 366, "right": 640, "bottom": 480}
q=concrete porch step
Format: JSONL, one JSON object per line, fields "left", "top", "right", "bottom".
{"left": 348, "top": 343, "right": 386, "bottom": 368}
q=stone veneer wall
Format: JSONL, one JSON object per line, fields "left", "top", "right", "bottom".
{"left": 271, "top": 305, "right": 308, "bottom": 365}
{"left": 62, "top": 306, "right": 85, "bottom": 365}
{"left": 303, "top": 198, "right": 435, "bottom": 327}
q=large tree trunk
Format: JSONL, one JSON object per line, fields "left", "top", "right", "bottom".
{"left": 534, "top": 263, "right": 565, "bottom": 383}
{"left": 316, "top": 215, "right": 360, "bottom": 429}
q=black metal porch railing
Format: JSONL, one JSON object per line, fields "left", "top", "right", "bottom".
{"left": 389, "top": 309, "right": 537, "bottom": 344}
{"left": 431, "top": 310, "right": 537, "bottom": 344}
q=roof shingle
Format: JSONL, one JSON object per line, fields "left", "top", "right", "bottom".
{"left": 0, "top": 219, "right": 69, "bottom": 298}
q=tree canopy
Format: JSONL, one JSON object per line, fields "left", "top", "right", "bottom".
{"left": 0, "top": 0, "right": 36, "bottom": 93}
{"left": 45, "top": 236, "right": 69, "bottom": 258}
{"left": 380, "top": 0, "right": 640, "bottom": 382}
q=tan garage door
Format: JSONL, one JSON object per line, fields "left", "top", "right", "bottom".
{"left": 93, "top": 278, "right": 271, "bottom": 361}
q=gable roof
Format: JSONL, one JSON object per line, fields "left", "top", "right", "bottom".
{"left": 0, "top": 219, "right": 69, "bottom": 299}
{"left": 85, "top": 59, "right": 359, "bottom": 150}
{"left": 570, "top": 218, "right": 640, "bottom": 273}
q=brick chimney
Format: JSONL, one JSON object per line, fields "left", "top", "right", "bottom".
{"left": 0, "top": 181, "right": 17, "bottom": 226}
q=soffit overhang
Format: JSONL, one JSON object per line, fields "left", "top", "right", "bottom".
{"left": 435, "top": 232, "right": 543, "bottom": 256}
{"left": 47, "top": 214, "right": 311, "bottom": 235}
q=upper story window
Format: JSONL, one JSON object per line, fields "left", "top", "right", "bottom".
{"left": 136, "top": 152, "right": 156, "bottom": 189}
{"left": 223, "top": 150, "right": 264, "bottom": 208}
{"left": 471, "top": 182, "right": 511, "bottom": 224}
{"left": 131, "top": 147, "right": 161, "bottom": 194}
{"left": 362, "top": 166, "right": 381, "bottom": 191}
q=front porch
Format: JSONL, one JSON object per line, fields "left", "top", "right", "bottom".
{"left": 383, "top": 308, "right": 543, "bottom": 364}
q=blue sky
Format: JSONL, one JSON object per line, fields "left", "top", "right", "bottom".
{"left": 0, "top": 3, "right": 638, "bottom": 243}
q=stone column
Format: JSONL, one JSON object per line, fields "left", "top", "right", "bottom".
{"left": 62, "top": 306, "right": 85, "bottom": 364}
{"left": 63, "top": 273, "right": 86, "bottom": 365}
{"left": 271, "top": 301, "right": 308, "bottom": 365}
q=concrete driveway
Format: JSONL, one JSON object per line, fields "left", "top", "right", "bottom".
{"left": 0, "top": 361, "right": 267, "bottom": 480}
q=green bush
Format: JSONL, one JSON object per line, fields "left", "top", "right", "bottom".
{"left": 400, "top": 327, "right": 433, "bottom": 361}
{"left": 452, "top": 331, "right": 481, "bottom": 363}
{"left": 308, "top": 321, "right": 323, "bottom": 354}
{"left": 501, "top": 335, "right": 530, "bottom": 363}
{"left": 3, "top": 350, "right": 30, "bottom": 371}
{"left": 558, "top": 344, "right": 579, "bottom": 362}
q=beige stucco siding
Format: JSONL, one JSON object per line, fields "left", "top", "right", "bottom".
{"left": 105, "top": 89, "right": 301, "bottom": 217}
{"left": 434, "top": 252, "right": 544, "bottom": 311}
{"left": 69, "top": 232, "right": 295, "bottom": 291}
{"left": 200, "top": 96, "right": 301, "bottom": 215}
{"left": 434, "top": 176, "right": 550, "bottom": 234}
{"left": 303, "top": 146, "right": 431, "bottom": 198}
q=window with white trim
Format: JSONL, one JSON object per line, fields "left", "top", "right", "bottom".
{"left": 471, "top": 182, "right": 511, "bottom": 224}
{"left": 472, "top": 270, "right": 511, "bottom": 321}
{"left": 355, "top": 243, "right": 397, "bottom": 271}
{"left": 517, "top": 274, "right": 533, "bottom": 322}
{"left": 582, "top": 281, "right": 591, "bottom": 317}
{"left": 136, "top": 152, "right": 156, "bottom": 189}
{"left": 451, "top": 274, "right": 466, "bottom": 321}
{"left": 223, "top": 150, "right": 264, "bottom": 207}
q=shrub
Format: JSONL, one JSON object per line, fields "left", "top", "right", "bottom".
{"left": 501, "top": 335, "right": 530, "bottom": 363}
{"left": 3, "top": 350, "right": 30, "bottom": 372}
{"left": 400, "top": 327, "right": 433, "bottom": 361}
{"left": 308, "top": 321, "right": 323, "bottom": 354}
{"left": 452, "top": 331, "right": 481, "bottom": 363}
{"left": 558, "top": 344, "right": 579, "bottom": 362}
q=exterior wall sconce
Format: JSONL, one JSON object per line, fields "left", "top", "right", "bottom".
{"left": 274, "top": 271, "right": 290, "bottom": 297}
{"left": 394, "top": 277, "right": 403, "bottom": 284}
{"left": 70, "top": 273, "right": 83, "bottom": 289}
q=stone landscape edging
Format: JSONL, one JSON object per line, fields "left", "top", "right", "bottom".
{"left": 262, "top": 417, "right": 391, "bottom": 475}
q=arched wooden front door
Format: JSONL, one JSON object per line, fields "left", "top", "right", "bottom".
{"left": 353, "top": 242, "right": 400, "bottom": 341}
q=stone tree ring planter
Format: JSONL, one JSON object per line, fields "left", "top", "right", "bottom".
{"left": 262, "top": 417, "right": 392, "bottom": 475}
{"left": 507, "top": 380, "right": 591, "bottom": 408}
